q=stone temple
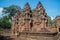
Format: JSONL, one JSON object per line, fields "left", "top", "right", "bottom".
{"left": 11, "top": 2, "right": 60, "bottom": 40}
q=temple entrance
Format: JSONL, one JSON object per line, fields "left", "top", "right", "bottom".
{"left": 30, "top": 20, "right": 33, "bottom": 29}
{"left": 59, "top": 28, "right": 60, "bottom": 32}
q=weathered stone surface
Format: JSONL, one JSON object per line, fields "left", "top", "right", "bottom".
{"left": 11, "top": 2, "right": 60, "bottom": 40}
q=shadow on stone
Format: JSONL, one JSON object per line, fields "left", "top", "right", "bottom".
{"left": 0, "top": 35, "right": 14, "bottom": 40}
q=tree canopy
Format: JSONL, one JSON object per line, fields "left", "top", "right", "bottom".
{"left": 47, "top": 16, "right": 54, "bottom": 26}
{"left": 0, "top": 16, "right": 11, "bottom": 29}
{"left": 0, "top": 5, "right": 21, "bottom": 29}
{"left": 2, "top": 5, "right": 21, "bottom": 20}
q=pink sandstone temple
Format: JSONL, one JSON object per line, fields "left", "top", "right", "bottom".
{"left": 11, "top": 2, "right": 60, "bottom": 40}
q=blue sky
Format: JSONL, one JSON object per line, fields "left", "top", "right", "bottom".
{"left": 0, "top": 0, "right": 60, "bottom": 19}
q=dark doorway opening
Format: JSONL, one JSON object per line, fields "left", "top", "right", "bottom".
{"left": 30, "top": 22, "right": 33, "bottom": 29}
{"left": 59, "top": 28, "right": 60, "bottom": 32}
{"left": 30, "top": 20, "right": 33, "bottom": 29}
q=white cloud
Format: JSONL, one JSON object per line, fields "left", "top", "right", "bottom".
{"left": 51, "top": 16, "right": 54, "bottom": 20}
{"left": 0, "top": 8, "right": 3, "bottom": 13}
{"left": 0, "top": 8, "right": 3, "bottom": 17}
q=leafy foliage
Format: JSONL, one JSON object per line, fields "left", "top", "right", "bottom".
{"left": 2, "top": 5, "right": 21, "bottom": 19}
{"left": 47, "top": 16, "right": 54, "bottom": 26}
{"left": 0, "top": 5, "right": 21, "bottom": 29}
{"left": 0, "top": 16, "right": 11, "bottom": 29}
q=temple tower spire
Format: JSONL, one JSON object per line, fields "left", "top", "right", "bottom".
{"left": 23, "top": 2, "right": 32, "bottom": 13}
{"left": 32, "top": 2, "right": 48, "bottom": 31}
{"left": 36, "top": 2, "right": 45, "bottom": 12}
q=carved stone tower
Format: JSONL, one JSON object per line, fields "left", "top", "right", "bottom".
{"left": 19, "top": 2, "right": 32, "bottom": 32}
{"left": 32, "top": 2, "right": 48, "bottom": 32}
{"left": 11, "top": 10, "right": 20, "bottom": 35}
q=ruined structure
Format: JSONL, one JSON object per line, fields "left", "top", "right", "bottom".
{"left": 11, "top": 2, "right": 60, "bottom": 40}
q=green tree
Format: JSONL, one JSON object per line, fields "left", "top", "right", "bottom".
{"left": 2, "top": 5, "right": 21, "bottom": 20}
{"left": 0, "top": 16, "right": 11, "bottom": 29}
{"left": 47, "top": 16, "right": 54, "bottom": 26}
